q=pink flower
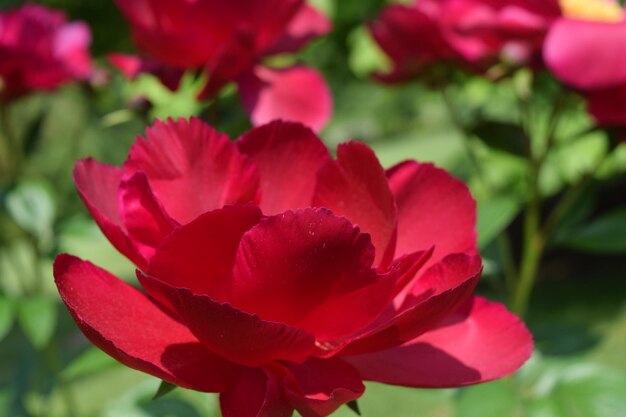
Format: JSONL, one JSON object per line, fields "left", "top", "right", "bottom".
{"left": 56, "top": 118, "right": 532, "bottom": 417}
{"left": 544, "top": 0, "right": 626, "bottom": 128}
{"left": 371, "top": 0, "right": 560, "bottom": 81}
{"left": 111, "top": 0, "right": 332, "bottom": 131}
{"left": 0, "top": 4, "right": 93, "bottom": 102}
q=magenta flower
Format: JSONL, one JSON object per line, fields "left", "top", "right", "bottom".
{"left": 56, "top": 118, "right": 533, "bottom": 417}
{"left": 370, "top": 0, "right": 560, "bottom": 82}
{"left": 0, "top": 3, "right": 93, "bottom": 103}
{"left": 111, "top": 0, "right": 332, "bottom": 131}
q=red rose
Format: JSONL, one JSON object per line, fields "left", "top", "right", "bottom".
{"left": 56, "top": 118, "right": 532, "bottom": 417}
{"left": 371, "top": 0, "right": 559, "bottom": 81}
{"left": 0, "top": 4, "right": 93, "bottom": 102}
{"left": 111, "top": 0, "right": 332, "bottom": 131}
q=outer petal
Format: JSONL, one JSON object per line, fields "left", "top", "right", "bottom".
{"left": 545, "top": 19, "right": 626, "bottom": 90}
{"left": 220, "top": 368, "right": 293, "bottom": 417}
{"left": 266, "top": 4, "right": 332, "bottom": 54}
{"left": 387, "top": 161, "right": 477, "bottom": 267}
{"left": 340, "top": 254, "right": 481, "bottom": 355}
{"left": 282, "top": 357, "right": 364, "bottom": 417}
{"left": 236, "top": 121, "right": 331, "bottom": 215}
{"left": 345, "top": 296, "right": 533, "bottom": 388}
{"left": 53, "top": 21, "right": 93, "bottom": 78}
{"left": 138, "top": 272, "right": 317, "bottom": 367}
{"left": 118, "top": 172, "right": 179, "bottom": 261}
{"left": 123, "top": 118, "right": 259, "bottom": 224}
{"left": 73, "top": 159, "right": 146, "bottom": 269}
{"left": 314, "top": 142, "right": 397, "bottom": 267}
{"left": 237, "top": 65, "right": 332, "bottom": 132}
{"left": 146, "top": 205, "right": 262, "bottom": 302}
{"left": 53, "top": 255, "right": 242, "bottom": 392}
{"left": 230, "top": 208, "right": 385, "bottom": 340}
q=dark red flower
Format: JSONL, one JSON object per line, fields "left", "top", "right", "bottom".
{"left": 56, "top": 118, "right": 532, "bottom": 417}
{"left": 111, "top": 0, "right": 332, "bottom": 131}
{"left": 544, "top": 0, "right": 626, "bottom": 129}
{"left": 0, "top": 4, "right": 93, "bottom": 102}
{"left": 370, "top": 0, "right": 560, "bottom": 81}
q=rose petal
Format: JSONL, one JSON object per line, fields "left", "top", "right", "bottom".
{"left": 266, "top": 4, "right": 332, "bottom": 54}
{"left": 314, "top": 142, "right": 397, "bottom": 267}
{"left": 73, "top": 158, "right": 147, "bottom": 269}
{"left": 137, "top": 272, "right": 317, "bottom": 367}
{"left": 237, "top": 65, "right": 332, "bottom": 132}
{"left": 123, "top": 117, "right": 259, "bottom": 224}
{"left": 282, "top": 357, "right": 364, "bottom": 417}
{"left": 146, "top": 205, "right": 263, "bottom": 302}
{"left": 53, "top": 255, "right": 241, "bottom": 392}
{"left": 118, "top": 172, "right": 178, "bottom": 261}
{"left": 230, "top": 208, "right": 380, "bottom": 338}
{"left": 345, "top": 296, "right": 533, "bottom": 388}
{"left": 220, "top": 368, "right": 293, "bottom": 417}
{"left": 340, "top": 254, "right": 482, "bottom": 355}
{"left": 387, "top": 161, "right": 477, "bottom": 267}
{"left": 545, "top": 19, "right": 626, "bottom": 90}
{"left": 236, "top": 120, "right": 331, "bottom": 215}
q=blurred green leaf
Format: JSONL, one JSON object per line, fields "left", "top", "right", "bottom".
{"left": 476, "top": 195, "right": 520, "bottom": 249}
{"left": 62, "top": 347, "right": 118, "bottom": 380}
{"left": 472, "top": 120, "right": 526, "bottom": 157}
{"left": 0, "top": 239, "right": 38, "bottom": 296}
{"left": 17, "top": 295, "right": 57, "bottom": 349}
{"left": 555, "top": 207, "right": 626, "bottom": 253}
{"left": 455, "top": 380, "right": 520, "bottom": 417}
{"left": 0, "top": 295, "right": 14, "bottom": 342}
{"left": 5, "top": 180, "right": 56, "bottom": 249}
{"left": 347, "top": 26, "right": 391, "bottom": 78}
{"left": 530, "top": 364, "right": 626, "bottom": 417}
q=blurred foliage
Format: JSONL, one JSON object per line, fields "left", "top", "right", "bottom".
{"left": 1, "top": 0, "right": 626, "bottom": 416}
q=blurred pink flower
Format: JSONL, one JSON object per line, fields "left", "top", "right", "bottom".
{"left": 545, "top": 0, "right": 626, "bottom": 128}
{"left": 0, "top": 3, "right": 93, "bottom": 102}
{"left": 370, "top": 0, "right": 560, "bottom": 82}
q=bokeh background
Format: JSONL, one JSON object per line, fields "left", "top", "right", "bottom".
{"left": 1, "top": 0, "right": 626, "bottom": 416}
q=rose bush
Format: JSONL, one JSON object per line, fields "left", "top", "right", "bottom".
{"left": 110, "top": 0, "right": 332, "bottom": 131}
{"left": 0, "top": 3, "right": 93, "bottom": 103}
{"left": 55, "top": 118, "right": 532, "bottom": 417}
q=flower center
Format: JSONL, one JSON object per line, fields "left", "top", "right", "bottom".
{"left": 560, "top": 0, "right": 624, "bottom": 22}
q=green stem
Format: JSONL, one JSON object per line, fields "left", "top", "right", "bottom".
{"left": 497, "top": 232, "right": 518, "bottom": 294}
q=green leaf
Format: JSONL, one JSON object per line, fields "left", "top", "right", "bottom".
{"left": 471, "top": 120, "right": 526, "bottom": 157}
{"left": 17, "top": 295, "right": 57, "bottom": 349}
{"left": 347, "top": 26, "right": 392, "bottom": 78}
{"left": 346, "top": 400, "right": 361, "bottom": 415}
{"left": 454, "top": 380, "right": 520, "bottom": 417}
{"left": 476, "top": 195, "right": 521, "bottom": 249}
{"left": 556, "top": 207, "right": 626, "bottom": 253}
{"left": 531, "top": 364, "right": 626, "bottom": 417}
{"left": 153, "top": 381, "right": 177, "bottom": 400}
{"left": 62, "top": 347, "right": 118, "bottom": 380}
{"left": 5, "top": 180, "right": 56, "bottom": 249}
{"left": 0, "top": 295, "right": 15, "bottom": 342}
